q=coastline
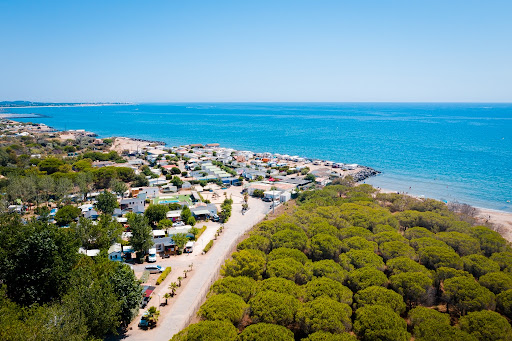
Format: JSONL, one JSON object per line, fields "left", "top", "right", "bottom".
{"left": 377, "top": 187, "right": 512, "bottom": 242}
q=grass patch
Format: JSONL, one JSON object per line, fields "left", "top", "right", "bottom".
{"left": 156, "top": 266, "right": 172, "bottom": 285}
{"left": 196, "top": 225, "right": 207, "bottom": 239}
{"left": 140, "top": 270, "right": 150, "bottom": 283}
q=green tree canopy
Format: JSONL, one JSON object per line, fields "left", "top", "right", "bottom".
{"left": 237, "top": 234, "right": 272, "bottom": 253}
{"left": 198, "top": 293, "right": 248, "bottom": 325}
{"left": 55, "top": 205, "right": 81, "bottom": 226}
{"left": 171, "top": 320, "right": 238, "bottom": 341}
{"left": 410, "top": 237, "right": 452, "bottom": 251}
{"left": 462, "top": 254, "right": 501, "bottom": 278}
{"left": 310, "top": 233, "right": 342, "bottom": 260}
{"left": 379, "top": 241, "right": 417, "bottom": 261}
{"left": 237, "top": 323, "right": 294, "bottom": 341}
{"left": 297, "top": 296, "right": 352, "bottom": 334}
{"left": 386, "top": 256, "right": 431, "bottom": 276}
{"left": 408, "top": 306, "right": 476, "bottom": 341}
{"left": 469, "top": 226, "right": 511, "bottom": 256}
{"left": 127, "top": 213, "right": 153, "bottom": 256}
{"left": 340, "top": 236, "right": 377, "bottom": 252}
{"left": 443, "top": 276, "right": 496, "bottom": 315}
{"left": 248, "top": 290, "right": 300, "bottom": 326}
{"left": 490, "top": 252, "right": 512, "bottom": 273}
{"left": 459, "top": 310, "right": 512, "bottom": 341}
{"left": 310, "top": 259, "right": 348, "bottom": 283}
{"left": 266, "top": 258, "right": 310, "bottom": 284}
{"left": 404, "top": 227, "right": 435, "bottom": 240}
{"left": 144, "top": 204, "right": 169, "bottom": 226}
{"left": 436, "top": 231, "right": 481, "bottom": 256}
{"left": 257, "top": 277, "right": 303, "bottom": 298}
{"left": 478, "top": 271, "right": 512, "bottom": 294}
{"left": 303, "top": 331, "right": 357, "bottom": 341}
{"left": 268, "top": 247, "right": 309, "bottom": 264}
{"left": 95, "top": 190, "right": 118, "bottom": 215}
{"left": 353, "top": 305, "right": 410, "bottom": 341}
{"left": 271, "top": 229, "right": 309, "bottom": 251}
{"left": 346, "top": 267, "right": 388, "bottom": 292}
{"left": 339, "top": 226, "right": 373, "bottom": 240}
{"left": 211, "top": 276, "right": 257, "bottom": 302}
{"left": 389, "top": 271, "right": 433, "bottom": 307}
{"left": 354, "top": 286, "right": 406, "bottom": 314}
{"left": 339, "top": 249, "right": 385, "bottom": 271}
{"left": 372, "top": 231, "right": 407, "bottom": 245}
{"left": 497, "top": 289, "right": 512, "bottom": 319}
{"left": 221, "top": 249, "right": 266, "bottom": 280}
{"left": 418, "top": 246, "right": 463, "bottom": 270}
{"left": 304, "top": 277, "right": 353, "bottom": 304}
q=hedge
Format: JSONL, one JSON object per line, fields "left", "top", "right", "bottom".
{"left": 204, "top": 240, "right": 214, "bottom": 253}
{"left": 156, "top": 267, "right": 172, "bottom": 285}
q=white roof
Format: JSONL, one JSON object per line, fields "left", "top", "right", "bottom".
{"left": 166, "top": 210, "right": 182, "bottom": 218}
{"left": 152, "top": 230, "right": 166, "bottom": 237}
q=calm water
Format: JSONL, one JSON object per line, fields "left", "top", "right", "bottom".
{"left": 6, "top": 103, "right": 512, "bottom": 212}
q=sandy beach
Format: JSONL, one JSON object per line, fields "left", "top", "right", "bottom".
{"left": 111, "top": 136, "right": 158, "bottom": 153}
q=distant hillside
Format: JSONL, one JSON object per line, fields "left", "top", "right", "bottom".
{"left": 0, "top": 101, "right": 126, "bottom": 107}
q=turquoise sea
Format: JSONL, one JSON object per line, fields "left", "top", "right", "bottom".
{"left": 5, "top": 103, "right": 512, "bottom": 212}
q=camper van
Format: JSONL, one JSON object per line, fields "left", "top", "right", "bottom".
{"left": 147, "top": 248, "right": 157, "bottom": 263}
{"left": 184, "top": 241, "right": 194, "bottom": 253}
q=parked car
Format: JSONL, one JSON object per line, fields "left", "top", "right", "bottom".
{"left": 211, "top": 214, "right": 220, "bottom": 222}
{"left": 145, "top": 265, "right": 163, "bottom": 274}
{"left": 139, "top": 312, "right": 149, "bottom": 328}
{"left": 172, "top": 221, "right": 185, "bottom": 227}
{"left": 184, "top": 241, "right": 194, "bottom": 253}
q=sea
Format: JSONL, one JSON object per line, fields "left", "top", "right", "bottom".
{"left": 4, "top": 103, "right": 512, "bottom": 212}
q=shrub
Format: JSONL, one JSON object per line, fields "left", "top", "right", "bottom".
{"left": 203, "top": 240, "right": 214, "bottom": 253}
{"left": 156, "top": 266, "right": 172, "bottom": 285}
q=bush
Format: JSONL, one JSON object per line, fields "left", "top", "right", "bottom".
{"left": 156, "top": 267, "right": 172, "bottom": 285}
{"left": 203, "top": 240, "right": 214, "bottom": 253}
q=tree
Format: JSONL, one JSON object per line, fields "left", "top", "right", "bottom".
{"left": 404, "top": 227, "right": 434, "bottom": 240}
{"left": 110, "top": 179, "right": 128, "bottom": 198}
{"left": 266, "top": 258, "right": 310, "bottom": 284}
{"left": 310, "top": 259, "right": 347, "bottom": 283}
{"left": 181, "top": 205, "right": 192, "bottom": 222}
{"left": 303, "top": 331, "right": 357, "bottom": 341}
{"left": 339, "top": 249, "right": 385, "bottom": 271}
{"left": 95, "top": 190, "right": 118, "bottom": 215}
{"left": 171, "top": 320, "right": 238, "bottom": 341}
{"left": 95, "top": 214, "right": 123, "bottom": 250}
{"left": 436, "top": 231, "right": 481, "bottom": 256}
{"left": 186, "top": 215, "right": 196, "bottom": 226}
{"left": 340, "top": 236, "right": 377, "bottom": 252}
{"left": 389, "top": 271, "right": 433, "bottom": 308}
{"left": 258, "top": 277, "right": 303, "bottom": 298}
{"left": 386, "top": 256, "right": 430, "bottom": 276}
{"left": 132, "top": 174, "right": 149, "bottom": 187}
{"left": 170, "top": 167, "right": 181, "bottom": 175}
{"left": 346, "top": 267, "right": 388, "bottom": 292}
{"left": 418, "top": 246, "right": 463, "bottom": 270}
{"left": 173, "top": 233, "right": 189, "bottom": 253}
{"left": 408, "top": 306, "right": 476, "bottom": 341}
{"left": 354, "top": 286, "right": 406, "bottom": 314}
{"left": 462, "top": 254, "right": 500, "bottom": 278}
{"left": 93, "top": 167, "right": 117, "bottom": 189}
{"left": 297, "top": 296, "right": 352, "bottom": 334}
{"left": 271, "top": 229, "right": 309, "bottom": 251}
{"left": 373, "top": 231, "right": 407, "bottom": 245}
{"left": 268, "top": 247, "right": 309, "bottom": 264}
{"left": 109, "top": 262, "right": 142, "bottom": 326}
{"left": 237, "top": 323, "right": 294, "bottom": 341}
{"left": 410, "top": 237, "right": 452, "bottom": 250}
{"left": 490, "top": 252, "right": 512, "bottom": 272}
{"left": 478, "top": 271, "right": 512, "bottom": 294}
{"left": 211, "top": 276, "right": 257, "bottom": 302}
{"left": 75, "top": 171, "right": 93, "bottom": 201}
{"left": 198, "top": 293, "right": 248, "bottom": 325}
{"left": 221, "top": 249, "right": 266, "bottom": 280}
{"left": 443, "top": 276, "right": 496, "bottom": 315}
{"left": 55, "top": 205, "right": 81, "bottom": 226}
{"left": 237, "top": 234, "right": 271, "bottom": 253}
{"left": 38, "top": 157, "right": 64, "bottom": 174}
{"left": 379, "top": 241, "right": 417, "bottom": 261}
{"left": 310, "top": 233, "right": 342, "bottom": 260}
{"left": 144, "top": 204, "right": 169, "bottom": 226}
{"left": 459, "top": 310, "right": 512, "bottom": 341}
{"left": 469, "top": 226, "right": 510, "bottom": 256}
{"left": 171, "top": 175, "right": 183, "bottom": 188}
{"left": 353, "top": 305, "right": 410, "bottom": 341}
{"left": 128, "top": 213, "right": 153, "bottom": 257}
{"left": 339, "top": 226, "right": 373, "bottom": 240}
{"left": 497, "top": 289, "right": 512, "bottom": 319}
{"left": 304, "top": 277, "right": 353, "bottom": 304}
{"left": 54, "top": 177, "right": 73, "bottom": 202}
{"left": 248, "top": 290, "right": 300, "bottom": 326}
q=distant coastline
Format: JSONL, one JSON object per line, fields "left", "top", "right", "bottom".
{"left": 0, "top": 101, "right": 130, "bottom": 109}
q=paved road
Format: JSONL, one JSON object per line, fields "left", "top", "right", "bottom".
{"left": 124, "top": 196, "right": 270, "bottom": 341}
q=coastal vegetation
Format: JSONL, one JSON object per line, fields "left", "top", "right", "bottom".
{"left": 174, "top": 184, "right": 512, "bottom": 340}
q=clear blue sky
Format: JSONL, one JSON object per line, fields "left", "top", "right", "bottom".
{"left": 1, "top": 0, "right": 511, "bottom": 102}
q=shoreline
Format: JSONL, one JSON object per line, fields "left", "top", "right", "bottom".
{"left": 0, "top": 103, "right": 130, "bottom": 109}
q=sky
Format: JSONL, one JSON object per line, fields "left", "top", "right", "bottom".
{"left": 1, "top": 0, "right": 511, "bottom": 102}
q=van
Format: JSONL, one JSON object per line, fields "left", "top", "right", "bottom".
{"left": 145, "top": 265, "right": 163, "bottom": 274}
{"left": 147, "top": 248, "right": 157, "bottom": 263}
{"left": 184, "top": 241, "right": 194, "bottom": 253}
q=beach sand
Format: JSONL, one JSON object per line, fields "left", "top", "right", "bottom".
{"left": 111, "top": 137, "right": 155, "bottom": 153}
